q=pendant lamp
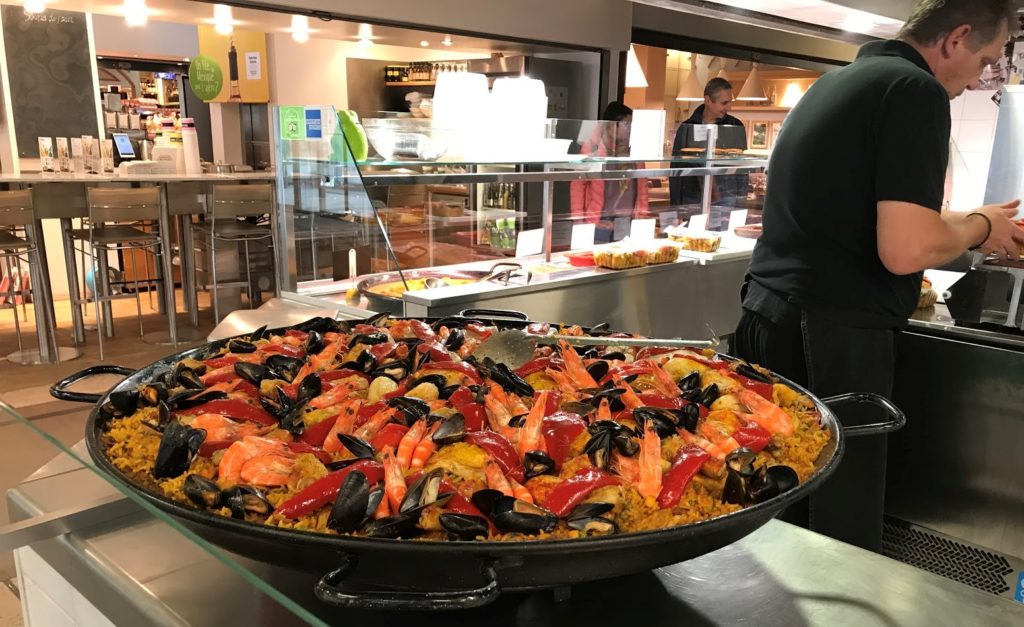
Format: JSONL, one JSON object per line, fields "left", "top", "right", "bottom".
{"left": 737, "top": 62, "right": 768, "bottom": 101}
{"left": 626, "top": 45, "right": 648, "bottom": 89}
{"left": 676, "top": 54, "right": 704, "bottom": 101}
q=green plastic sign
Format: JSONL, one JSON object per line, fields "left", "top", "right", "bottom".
{"left": 280, "top": 107, "right": 305, "bottom": 140}
{"left": 188, "top": 55, "right": 223, "bottom": 102}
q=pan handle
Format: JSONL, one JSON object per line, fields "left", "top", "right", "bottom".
{"left": 50, "top": 365, "right": 137, "bottom": 404}
{"left": 821, "top": 392, "right": 906, "bottom": 437}
{"left": 458, "top": 308, "right": 530, "bottom": 321}
{"left": 314, "top": 554, "right": 500, "bottom": 611}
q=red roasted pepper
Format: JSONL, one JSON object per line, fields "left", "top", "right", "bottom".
{"left": 536, "top": 390, "right": 561, "bottom": 416}
{"left": 299, "top": 415, "right": 337, "bottom": 447}
{"left": 447, "top": 386, "right": 476, "bottom": 410}
{"left": 542, "top": 468, "right": 621, "bottom": 517}
{"left": 635, "top": 393, "right": 684, "bottom": 410}
{"left": 460, "top": 403, "right": 486, "bottom": 431}
{"left": 370, "top": 422, "right": 409, "bottom": 451}
{"left": 525, "top": 322, "right": 550, "bottom": 335}
{"left": 657, "top": 445, "right": 710, "bottom": 509}
{"left": 464, "top": 431, "right": 524, "bottom": 482}
{"left": 465, "top": 323, "right": 493, "bottom": 340}
{"left": 416, "top": 340, "right": 451, "bottom": 363}
{"left": 515, "top": 357, "right": 560, "bottom": 378}
{"left": 233, "top": 380, "right": 260, "bottom": 399}
{"left": 199, "top": 367, "right": 240, "bottom": 386}
{"left": 198, "top": 438, "right": 234, "bottom": 457}
{"left": 276, "top": 460, "right": 384, "bottom": 519}
{"left": 173, "top": 399, "right": 278, "bottom": 426}
{"left": 284, "top": 329, "right": 309, "bottom": 340}
{"left": 418, "top": 361, "right": 482, "bottom": 385}
{"left": 285, "top": 441, "right": 333, "bottom": 464}
{"left": 734, "top": 425, "right": 772, "bottom": 453}
{"left": 259, "top": 343, "right": 304, "bottom": 358}
{"left": 542, "top": 412, "right": 586, "bottom": 470}
{"left": 356, "top": 401, "right": 386, "bottom": 426}
{"left": 320, "top": 369, "right": 371, "bottom": 383}
{"left": 599, "top": 361, "right": 656, "bottom": 385}
{"left": 736, "top": 375, "right": 774, "bottom": 401}
{"left": 203, "top": 355, "right": 241, "bottom": 369}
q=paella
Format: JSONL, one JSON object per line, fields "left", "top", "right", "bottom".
{"left": 99, "top": 316, "right": 829, "bottom": 542}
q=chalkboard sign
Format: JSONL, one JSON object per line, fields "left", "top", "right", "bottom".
{"left": 2, "top": 7, "right": 99, "bottom": 157}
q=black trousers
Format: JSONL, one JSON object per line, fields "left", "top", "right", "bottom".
{"left": 733, "top": 307, "right": 895, "bottom": 552}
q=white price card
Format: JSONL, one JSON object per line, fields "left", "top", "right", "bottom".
{"left": 694, "top": 124, "right": 709, "bottom": 142}
{"left": 688, "top": 213, "right": 709, "bottom": 231}
{"left": 515, "top": 228, "right": 545, "bottom": 257}
{"left": 658, "top": 211, "right": 679, "bottom": 229}
{"left": 728, "top": 209, "right": 749, "bottom": 231}
{"left": 630, "top": 218, "right": 657, "bottom": 241}
{"left": 570, "top": 223, "right": 596, "bottom": 250}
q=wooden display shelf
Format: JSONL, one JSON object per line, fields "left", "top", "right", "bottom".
{"left": 385, "top": 81, "right": 436, "bottom": 87}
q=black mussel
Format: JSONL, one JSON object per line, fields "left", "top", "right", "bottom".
{"left": 354, "top": 349, "right": 376, "bottom": 372}
{"left": 567, "top": 516, "right": 618, "bottom": 536}
{"left": 523, "top": 450, "right": 556, "bottom": 479}
{"left": 440, "top": 513, "right": 489, "bottom": 541}
{"left": 444, "top": 327, "right": 466, "bottom": 352}
{"left": 675, "top": 403, "right": 701, "bottom": 433}
{"left": 438, "top": 384, "right": 461, "bottom": 400}
{"left": 586, "top": 360, "right": 610, "bottom": 383}
{"left": 176, "top": 367, "right": 204, "bottom": 391}
{"left": 613, "top": 432, "right": 640, "bottom": 456}
{"left": 583, "top": 431, "right": 614, "bottom": 469}
{"left": 183, "top": 474, "right": 222, "bottom": 509}
{"left": 223, "top": 485, "right": 273, "bottom": 519}
{"left": 590, "top": 387, "right": 626, "bottom": 413}
{"left": 726, "top": 448, "right": 758, "bottom": 476}
{"left": 568, "top": 502, "right": 615, "bottom": 521}
{"left": 580, "top": 348, "right": 600, "bottom": 360}
{"left": 350, "top": 332, "right": 389, "bottom": 346}
{"left": 153, "top": 422, "right": 205, "bottom": 479}
{"left": 366, "top": 488, "right": 384, "bottom": 520}
{"left": 736, "top": 363, "right": 774, "bottom": 385}
{"left": 140, "top": 383, "right": 168, "bottom": 407}
{"left": 365, "top": 514, "right": 421, "bottom": 539}
{"left": 400, "top": 468, "right": 445, "bottom": 513}
{"left": 234, "top": 362, "right": 270, "bottom": 387}
{"left": 588, "top": 321, "right": 610, "bottom": 334}
{"left": 481, "top": 358, "right": 533, "bottom": 398}
{"left": 227, "top": 339, "right": 258, "bottom": 354}
{"left": 430, "top": 316, "right": 482, "bottom": 332}
{"left": 561, "top": 401, "right": 596, "bottom": 416}
{"left": 678, "top": 371, "right": 702, "bottom": 394}
{"left": 723, "top": 448, "right": 759, "bottom": 505}
{"left": 695, "top": 383, "right": 720, "bottom": 408}
{"left": 507, "top": 414, "right": 527, "bottom": 428}
{"left": 751, "top": 465, "right": 799, "bottom": 503}
{"left": 260, "top": 395, "right": 285, "bottom": 419}
{"left": 295, "top": 373, "right": 322, "bottom": 406}
{"left": 407, "top": 374, "right": 447, "bottom": 392}
{"left": 108, "top": 389, "right": 140, "bottom": 415}
{"left": 324, "top": 458, "right": 366, "bottom": 471}
{"left": 155, "top": 368, "right": 177, "bottom": 388}
{"left": 632, "top": 408, "right": 678, "bottom": 438}
{"left": 169, "top": 389, "right": 227, "bottom": 410}
{"left": 99, "top": 401, "right": 120, "bottom": 419}
{"left": 371, "top": 360, "right": 409, "bottom": 381}
{"left": 433, "top": 414, "right": 467, "bottom": 445}
{"left": 294, "top": 316, "right": 342, "bottom": 335}
{"left": 338, "top": 434, "right": 375, "bottom": 460}
{"left": 249, "top": 324, "right": 268, "bottom": 342}
{"left": 387, "top": 396, "right": 431, "bottom": 424}
{"left": 470, "top": 489, "right": 506, "bottom": 518}
{"left": 266, "top": 355, "right": 304, "bottom": 382}
{"left": 492, "top": 499, "right": 558, "bottom": 535}
{"left": 305, "top": 330, "right": 325, "bottom": 355}
{"left": 363, "top": 312, "right": 390, "bottom": 327}
{"left": 156, "top": 401, "right": 172, "bottom": 428}
{"left": 327, "top": 471, "right": 370, "bottom": 533}
{"left": 600, "top": 351, "right": 627, "bottom": 362}
{"left": 280, "top": 406, "right": 305, "bottom": 436}
{"left": 587, "top": 420, "right": 628, "bottom": 435}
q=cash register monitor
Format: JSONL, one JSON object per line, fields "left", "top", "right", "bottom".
{"left": 112, "top": 133, "right": 136, "bottom": 161}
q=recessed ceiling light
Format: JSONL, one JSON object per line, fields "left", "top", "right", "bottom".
{"left": 23, "top": 0, "right": 45, "bottom": 14}
{"left": 123, "top": 0, "right": 148, "bottom": 27}
{"left": 441, "top": 35, "right": 453, "bottom": 47}
{"left": 213, "top": 4, "right": 234, "bottom": 35}
{"left": 420, "top": 40, "right": 429, "bottom": 47}
{"left": 290, "top": 15, "right": 310, "bottom": 43}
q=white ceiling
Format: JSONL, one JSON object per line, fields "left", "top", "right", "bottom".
{"left": 702, "top": 0, "right": 904, "bottom": 38}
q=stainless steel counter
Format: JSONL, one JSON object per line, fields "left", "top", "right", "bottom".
{"left": 7, "top": 443, "right": 1023, "bottom": 627}
{"left": 908, "top": 303, "right": 1024, "bottom": 349}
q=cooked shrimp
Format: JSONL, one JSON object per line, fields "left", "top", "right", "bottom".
{"left": 596, "top": 397, "right": 612, "bottom": 422}
{"left": 410, "top": 423, "right": 439, "bottom": 471}
{"left": 240, "top": 453, "right": 295, "bottom": 487}
{"left": 737, "top": 389, "right": 794, "bottom": 436}
{"left": 381, "top": 446, "right": 407, "bottom": 512}
{"left": 309, "top": 379, "right": 364, "bottom": 410}
{"left": 637, "top": 423, "right": 663, "bottom": 499}
{"left": 397, "top": 420, "right": 428, "bottom": 469}
{"left": 483, "top": 458, "right": 514, "bottom": 497}
{"left": 507, "top": 475, "right": 534, "bottom": 504}
{"left": 218, "top": 436, "right": 292, "bottom": 486}
{"left": 649, "top": 362, "right": 682, "bottom": 397}
{"left": 558, "top": 340, "right": 598, "bottom": 389}
{"left": 611, "top": 374, "right": 644, "bottom": 410}
{"left": 516, "top": 391, "right": 549, "bottom": 457}
{"left": 354, "top": 407, "right": 398, "bottom": 441}
{"left": 188, "top": 413, "right": 265, "bottom": 443}
{"left": 321, "top": 399, "right": 360, "bottom": 454}
{"left": 545, "top": 368, "right": 582, "bottom": 401}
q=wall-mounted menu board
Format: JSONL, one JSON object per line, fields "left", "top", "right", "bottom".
{"left": 2, "top": 7, "right": 99, "bottom": 157}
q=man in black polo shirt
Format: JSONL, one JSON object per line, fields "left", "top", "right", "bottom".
{"left": 735, "top": 0, "right": 1024, "bottom": 552}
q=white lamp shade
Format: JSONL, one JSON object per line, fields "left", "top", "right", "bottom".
{"left": 626, "top": 45, "right": 648, "bottom": 89}
{"left": 737, "top": 63, "right": 768, "bottom": 101}
{"left": 676, "top": 68, "right": 704, "bottom": 101}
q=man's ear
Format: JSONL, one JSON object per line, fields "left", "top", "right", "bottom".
{"left": 943, "top": 24, "right": 974, "bottom": 56}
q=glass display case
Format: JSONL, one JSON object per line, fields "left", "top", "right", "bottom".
{"left": 272, "top": 106, "right": 768, "bottom": 331}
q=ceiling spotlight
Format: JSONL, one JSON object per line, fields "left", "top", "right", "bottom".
{"left": 441, "top": 36, "right": 453, "bottom": 47}
{"left": 420, "top": 40, "right": 430, "bottom": 47}
{"left": 357, "top": 23, "right": 373, "bottom": 40}
{"left": 213, "top": 4, "right": 234, "bottom": 35}
{"left": 23, "top": 0, "right": 45, "bottom": 14}
{"left": 290, "top": 15, "right": 310, "bottom": 43}
{"left": 123, "top": 0, "right": 148, "bottom": 27}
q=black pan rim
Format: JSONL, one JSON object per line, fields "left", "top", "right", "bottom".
{"left": 83, "top": 316, "right": 844, "bottom": 555}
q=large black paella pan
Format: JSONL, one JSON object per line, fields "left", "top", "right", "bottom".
{"left": 51, "top": 310, "right": 904, "bottom": 611}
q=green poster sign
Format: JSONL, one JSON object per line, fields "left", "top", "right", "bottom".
{"left": 280, "top": 106, "right": 305, "bottom": 140}
{"left": 188, "top": 55, "right": 223, "bottom": 102}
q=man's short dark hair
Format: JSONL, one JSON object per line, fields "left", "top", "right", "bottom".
{"left": 899, "top": 0, "right": 1016, "bottom": 50}
{"left": 704, "top": 78, "right": 732, "bottom": 100}
{"left": 602, "top": 101, "right": 633, "bottom": 122}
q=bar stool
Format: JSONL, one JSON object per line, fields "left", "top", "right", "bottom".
{"left": 68, "top": 187, "right": 166, "bottom": 359}
{"left": 194, "top": 184, "right": 277, "bottom": 323}
{"left": 0, "top": 190, "right": 47, "bottom": 364}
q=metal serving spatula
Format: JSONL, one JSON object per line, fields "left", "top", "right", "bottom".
{"left": 472, "top": 327, "right": 720, "bottom": 370}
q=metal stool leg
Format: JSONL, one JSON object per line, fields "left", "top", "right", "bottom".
{"left": 243, "top": 239, "right": 253, "bottom": 308}
{"left": 60, "top": 219, "right": 85, "bottom": 343}
{"left": 90, "top": 246, "right": 105, "bottom": 361}
{"left": 130, "top": 246, "right": 145, "bottom": 337}
{"left": 97, "top": 244, "right": 114, "bottom": 338}
{"left": 210, "top": 230, "right": 220, "bottom": 324}
{"left": 5, "top": 255, "right": 23, "bottom": 352}
{"left": 14, "top": 248, "right": 27, "bottom": 321}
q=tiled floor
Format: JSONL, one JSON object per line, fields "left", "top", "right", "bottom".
{"left": 0, "top": 290, "right": 219, "bottom": 626}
